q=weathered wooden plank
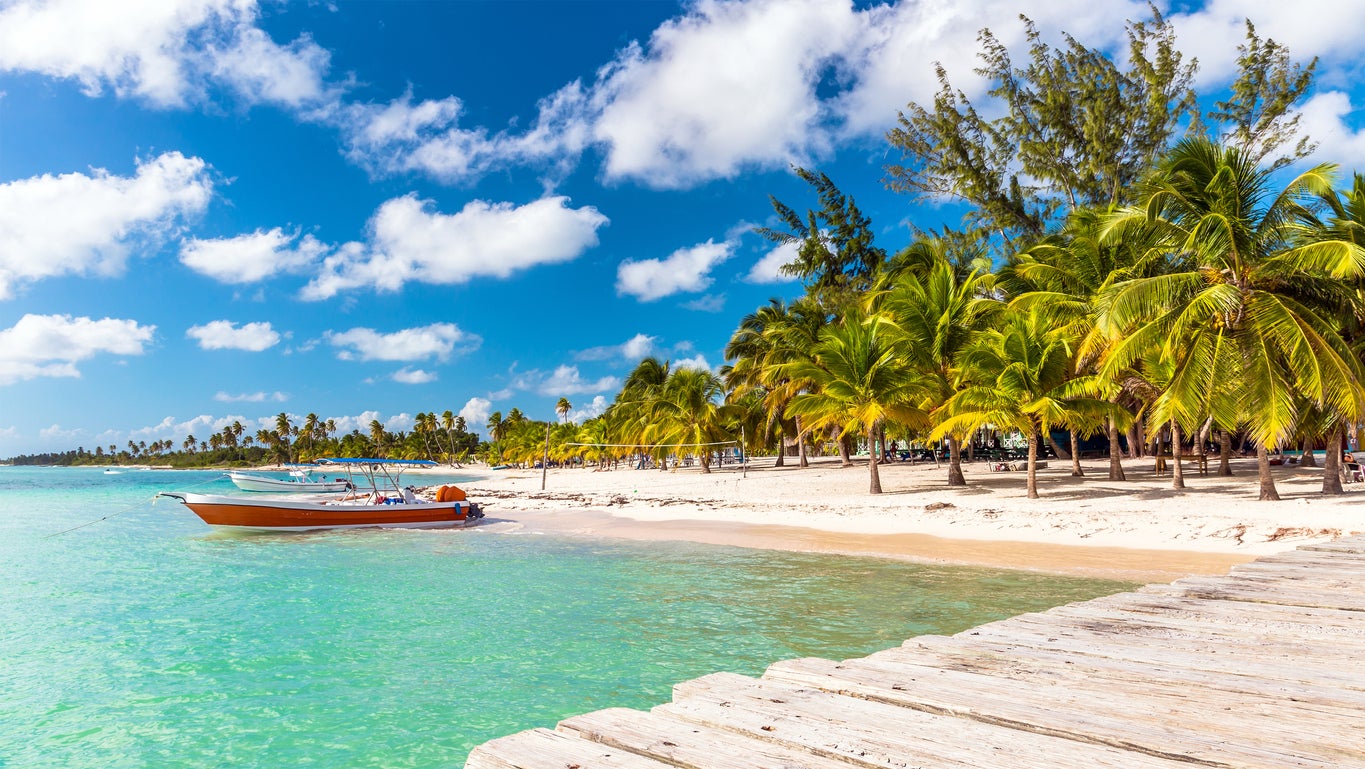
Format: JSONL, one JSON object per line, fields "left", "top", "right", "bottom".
{"left": 660, "top": 672, "right": 1189, "bottom": 769}
{"left": 764, "top": 656, "right": 1365, "bottom": 768}
{"left": 1067, "top": 592, "right": 1365, "bottom": 633}
{"left": 1045, "top": 599, "right": 1365, "bottom": 647}
{"left": 950, "top": 612, "right": 1365, "bottom": 688}
{"left": 1160, "top": 575, "right": 1365, "bottom": 610}
{"left": 466, "top": 727, "right": 681, "bottom": 769}
{"left": 558, "top": 706, "right": 856, "bottom": 769}
{"left": 1297, "top": 538, "right": 1365, "bottom": 554}
{"left": 907, "top": 632, "right": 1365, "bottom": 704}
{"left": 868, "top": 641, "right": 1365, "bottom": 722}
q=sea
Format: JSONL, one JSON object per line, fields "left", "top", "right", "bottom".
{"left": 0, "top": 466, "right": 1135, "bottom": 768}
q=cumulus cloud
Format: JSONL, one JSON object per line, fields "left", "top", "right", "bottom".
{"left": 576, "top": 332, "right": 657, "bottom": 362}
{"left": 326, "top": 323, "right": 479, "bottom": 362}
{"left": 459, "top": 397, "right": 492, "bottom": 429}
{"left": 301, "top": 194, "right": 609, "bottom": 299}
{"left": 672, "top": 353, "right": 713, "bottom": 372}
{"left": 0, "top": 0, "right": 334, "bottom": 109}
{"left": 566, "top": 395, "right": 609, "bottom": 424}
{"left": 186, "top": 320, "right": 280, "bottom": 351}
{"left": 1297, "top": 92, "right": 1365, "bottom": 169}
{"left": 392, "top": 367, "right": 436, "bottom": 384}
{"left": 214, "top": 390, "right": 287, "bottom": 402}
{"left": 746, "top": 240, "right": 800, "bottom": 283}
{"left": 590, "top": 0, "right": 857, "bottom": 188}
{"left": 338, "top": 80, "right": 593, "bottom": 184}
{"left": 537, "top": 365, "right": 620, "bottom": 396}
{"left": 0, "top": 314, "right": 155, "bottom": 385}
{"left": 0, "top": 152, "right": 212, "bottom": 299}
{"left": 682, "top": 294, "right": 726, "bottom": 313}
{"left": 616, "top": 239, "right": 733, "bottom": 302}
{"left": 180, "top": 228, "right": 328, "bottom": 284}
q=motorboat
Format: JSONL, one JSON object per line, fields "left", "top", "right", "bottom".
{"left": 161, "top": 459, "right": 483, "bottom": 532}
{"left": 227, "top": 465, "right": 352, "bottom": 493}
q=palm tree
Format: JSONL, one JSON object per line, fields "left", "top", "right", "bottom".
{"left": 616, "top": 357, "right": 672, "bottom": 467}
{"left": 871, "top": 242, "right": 1000, "bottom": 485}
{"left": 724, "top": 298, "right": 827, "bottom": 468}
{"left": 556, "top": 398, "right": 572, "bottom": 424}
{"left": 782, "top": 311, "right": 929, "bottom": 493}
{"left": 368, "top": 419, "right": 388, "bottom": 457}
{"left": 1010, "top": 207, "right": 1147, "bottom": 480}
{"left": 1100, "top": 138, "right": 1365, "bottom": 500}
{"left": 936, "top": 309, "right": 1113, "bottom": 499}
{"left": 440, "top": 410, "right": 458, "bottom": 463}
{"left": 650, "top": 367, "right": 730, "bottom": 472}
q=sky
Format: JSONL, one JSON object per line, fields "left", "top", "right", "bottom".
{"left": 2, "top": 0, "right": 1365, "bottom": 456}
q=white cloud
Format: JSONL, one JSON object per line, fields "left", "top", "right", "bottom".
{"left": 682, "top": 294, "right": 726, "bottom": 313}
{"left": 328, "top": 410, "right": 382, "bottom": 435}
{"left": 180, "top": 228, "right": 327, "bottom": 284}
{"left": 0, "top": 0, "right": 333, "bottom": 109}
{"left": 339, "top": 81, "right": 592, "bottom": 184}
{"left": 535, "top": 365, "right": 620, "bottom": 396}
{"left": 0, "top": 314, "right": 155, "bottom": 385}
{"left": 673, "top": 354, "right": 713, "bottom": 372}
{"left": 1297, "top": 91, "right": 1365, "bottom": 169}
{"left": 0, "top": 152, "right": 212, "bottom": 299}
{"left": 214, "top": 390, "right": 287, "bottom": 402}
{"left": 301, "top": 194, "right": 609, "bottom": 299}
{"left": 566, "top": 395, "right": 609, "bottom": 424}
{"left": 617, "top": 239, "right": 733, "bottom": 301}
{"left": 186, "top": 320, "right": 280, "bottom": 351}
{"left": 576, "top": 332, "right": 657, "bottom": 362}
{"left": 590, "top": 0, "right": 857, "bottom": 188}
{"left": 392, "top": 367, "right": 436, "bottom": 384}
{"left": 459, "top": 397, "right": 492, "bottom": 428}
{"left": 326, "top": 323, "right": 479, "bottom": 362}
{"left": 746, "top": 240, "right": 800, "bottom": 283}
{"left": 1167, "top": 1, "right": 1365, "bottom": 87}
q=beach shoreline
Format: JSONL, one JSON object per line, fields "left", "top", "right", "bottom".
{"left": 439, "top": 453, "right": 1364, "bottom": 582}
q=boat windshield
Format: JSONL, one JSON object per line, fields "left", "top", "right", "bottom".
{"left": 319, "top": 458, "right": 435, "bottom": 491}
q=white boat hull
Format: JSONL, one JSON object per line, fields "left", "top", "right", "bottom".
{"left": 227, "top": 471, "right": 352, "bottom": 493}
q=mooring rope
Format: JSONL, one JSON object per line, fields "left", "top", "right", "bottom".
{"left": 43, "top": 475, "right": 222, "bottom": 539}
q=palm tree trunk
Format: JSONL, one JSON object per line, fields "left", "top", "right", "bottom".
{"left": 1322, "top": 425, "right": 1344, "bottom": 495}
{"left": 1171, "top": 420, "right": 1185, "bottom": 490}
{"left": 1300, "top": 437, "right": 1316, "bottom": 467}
{"left": 835, "top": 426, "right": 851, "bottom": 467}
{"left": 1257, "top": 443, "right": 1280, "bottom": 501}
{"left": 947, "top": 435, "right": 965, "bottom": 486}
{"left": 1107, "top": 417, "right": 1126, "bottom": 481}
{"left": 797, "top": 416, "right": 809, "bottom": 468}
{"left": 1127, "top": 423, "right": 1142, "bottom": 458}
{"left": 1046, "top": 432, "right": 1071, "bottom": 461}
{"left": 1218, "top": 430, "right": 1233, "bottom": 476}
{"left": 867, "top": 424, "right": 883, "bottom": 494}
{"left": 1069, "top": 430, "right": 1083, "bottom": 477}
{"left": 1026, "top": 428, "right": 1039, "bottom": 499}
{"left": 774, "top": 424, "right": 785, "bottom": 468}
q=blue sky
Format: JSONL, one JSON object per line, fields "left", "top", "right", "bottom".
{"left": 2, "top": 0, "right": 1364, "bottom": 456}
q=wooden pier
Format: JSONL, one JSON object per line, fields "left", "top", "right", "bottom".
{"left": 466, "top": 537, "right": 1365, "bottom": 769}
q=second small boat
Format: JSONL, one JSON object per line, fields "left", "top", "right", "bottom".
{"left": 227, "top": 466, "right": 353, "bottom": 493}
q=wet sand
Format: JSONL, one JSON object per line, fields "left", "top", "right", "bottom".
{"left": 487, "top": 507, "right": 1253, "bottom": 583}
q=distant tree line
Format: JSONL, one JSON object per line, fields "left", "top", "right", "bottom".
{"left": 4, "top": 410, "right": 481, "bottom": 467}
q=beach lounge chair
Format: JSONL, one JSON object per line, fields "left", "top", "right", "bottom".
{"left": 1342, "top": 462, "right": 1363, "bottom": 484}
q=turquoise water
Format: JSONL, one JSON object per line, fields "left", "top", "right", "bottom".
{"left": 0, "top": 467, "right": 1134, "bottom": 768}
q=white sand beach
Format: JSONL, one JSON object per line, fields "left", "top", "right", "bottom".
{"left": 438, "top": 454, "right": 1365, "bottom": 582}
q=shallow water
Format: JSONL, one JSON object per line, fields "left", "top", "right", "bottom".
{"left": 0, "top": 467, "right": 1134, "bottom": 768}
